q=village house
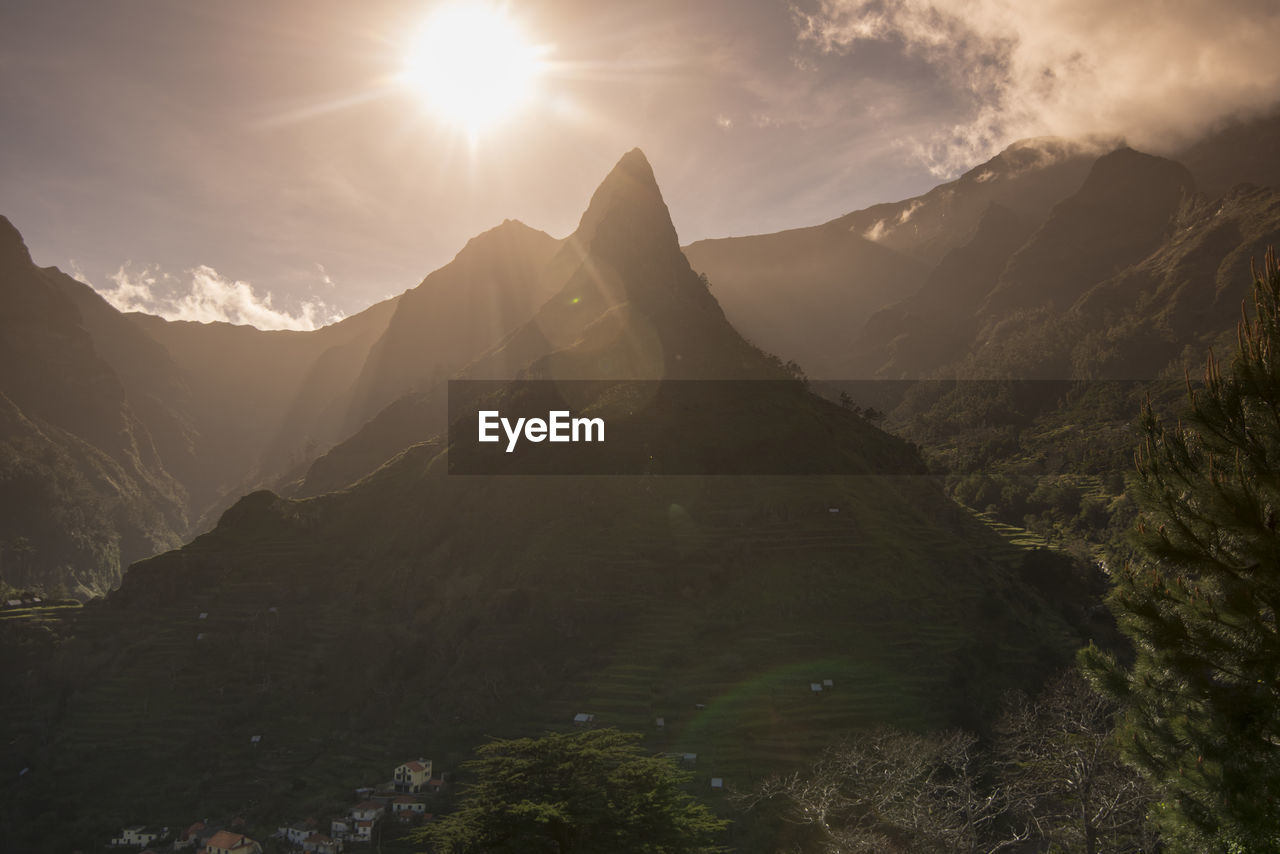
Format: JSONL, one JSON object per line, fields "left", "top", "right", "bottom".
{"left": 111, "top": 826, "right": 167, "bottom": 848}
{"left": 350, "top": 801, "right": 385, "bottom": 843}
{"left": 203, "top": 830, "right": 262, "bottom": 854}
{"left": 393, "top": 759, "right": 432, "bottom": 793}
{"left": 391, "top": 796, "right": 429, "bottom": 823}
{"left": 277, "top": 820, "right": 318, "bottom": 845}
{"left": 301, "top": 832, "right": 342, "bottom": 853}
{"left": 194, "top": 823, "right": 230, "bottom": 850}
{"left": 329, "top": 817, "right": 352, "bottom": 841}
{"left": 174, "top": 821, "right": 205, "bottom": 849}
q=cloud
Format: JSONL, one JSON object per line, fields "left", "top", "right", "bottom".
{"left": 795, "top": 0, "right": 1280, "bottom": 175}
{"left": 67, "top": 259, "right": 92, "bottom": 285}
{"left": 897, "top": 199, "right": 923, "bottom": 224}
{"left": 316, "top": 262, "right": 335, "bottom": 288}
{"left": 93, "top": 263, "right": 344, "bottom": 331}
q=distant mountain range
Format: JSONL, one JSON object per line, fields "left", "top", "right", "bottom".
{"left": 3, "top": 111, "right": 1278, "bottom": 601}
{"left": 0, "top": 146, "right": 1117, "bottom": 853}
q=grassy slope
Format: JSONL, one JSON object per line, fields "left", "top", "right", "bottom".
{"left": 1, "top": 436, "right": 1088, "bottom": 852}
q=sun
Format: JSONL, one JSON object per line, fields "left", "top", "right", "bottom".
{"left": 400, "top": 2, "right": 546, "bottom": 134}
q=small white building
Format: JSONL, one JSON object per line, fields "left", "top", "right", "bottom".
{"left": 302, "top": 833, "right": 342, "bottom": 854}
{"left": 280, "top": 821, "right": 315, "bottom": 845}
{"left": 352, "top": 800, "right": 384, "bottom": 820}
{"left": 112, "top": 826, "right": 165, "bottom": 848}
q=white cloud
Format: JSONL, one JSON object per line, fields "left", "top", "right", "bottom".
{"left": 316, "top": 262, "right": 335, "bottom": 288}
{"left": 795, "top": 0, "right": 1280, "bottom": 176}
{"left": 897, "top": 199, "right": 923, "bottom": 224}
{"left": 67, "top": 259, "right": 92, "bottom": 285}
{"left": 93, "top": 262, "right": 344, "bottom": 331}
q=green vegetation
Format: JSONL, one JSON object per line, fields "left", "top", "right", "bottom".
{"left": 0, "top": 461, "right": 1090, "bottom": 852}
{"left": 1083, "top": 250, "right": 1280, "bottom": 852}
{"left": 416, "top": 728, "right": 726, "bottom": 853}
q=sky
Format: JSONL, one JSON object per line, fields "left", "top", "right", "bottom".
{"left": 3, "top": 0, "right": 1280, "bottom": 329}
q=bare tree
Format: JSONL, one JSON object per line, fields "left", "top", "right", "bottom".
{"left": 736, "top": 671, "right": 1154, "bottom": 854}
{"left": 737, "top": 728, "right": 1026, "bottom": 854}
{"left": 995, "top": 671, "right": 1154, "bottom": 854}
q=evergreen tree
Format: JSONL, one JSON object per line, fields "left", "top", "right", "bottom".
{"left": 416, "top": 728, "right": 726, "bottom": 853}
{"left": 1082, "top": 249, "right": 1280, "bottom": 852}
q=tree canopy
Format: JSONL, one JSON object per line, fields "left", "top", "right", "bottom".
{"left": 1083, "top": 249, "right": 1280, "bottom": 852}
{"left": 416, "top": 728, "right": 726, "bottom": 854}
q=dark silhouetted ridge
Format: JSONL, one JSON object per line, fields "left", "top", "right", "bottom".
{"left": 0, "top": 214, "right": 33, "bottom": 267}
{"left": 982, "top": 147, "right": 1195, "bottom": 316}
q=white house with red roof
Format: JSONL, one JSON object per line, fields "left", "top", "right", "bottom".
{"left": 352, "top": 819, "right": 375, "bottom": 844}
{"left": 393, "top": 758, "right": 432, "bottom": 793}
{"left": 349, "top": 801, "right": 385, "bottom": 843}
{"left": 391, "top": 795, "right": 429, "bottom": 823}
{"left": 203, "top": 830, "right": 261, "bottom": 854}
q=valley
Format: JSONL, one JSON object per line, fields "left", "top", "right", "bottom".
{"left": 2, "top": 106, "right": 1279, "bottom": 852}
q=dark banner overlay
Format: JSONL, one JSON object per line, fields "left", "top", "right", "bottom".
{"left": 447, "top": 379, "right": 1187, "bottom": 476}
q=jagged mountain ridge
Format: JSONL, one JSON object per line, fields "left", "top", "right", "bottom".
{"left": 0, "top": 213, "right": 568, "bottom": 594}
{"left": 842, "top": 138, "right": 1280, "bottom": 383}
{"left": 0, "top": 218, "right": 188, "bottom": 595}
{"left": 293, "top": 149, "right": 780, "bottom": 496}
{"left": 685, "top": 137, "right": 1102, "bottom": 378}
{"left": 0, "top": 151, "right": 1090, "bottom": 853}
{"left": 9, "top": 112, "right": 1280, "bottom": 596}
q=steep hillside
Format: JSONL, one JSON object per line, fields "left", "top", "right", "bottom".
{"left": 979, "top": 148, "right": 1196, "bottom": 319}
{"left": 827, "top": 146, "right": 1280, "bottom": 571}
{"left": 344, "top": 219, "right": 562, "bottom": 429}
{"left": 0, "top": 152, "right": 1092, "bottom": 853}
{"left": 841, "top": 203, "right": 1038, "bottom": 378}
{"left": 682, "top": 226, "right": 927, "bottom": 379}
{"left": 297, "top": 148, "right": 765, "bottom": 496}
{"left": 686, "top": 137, "right": 1098, "bottom": 377}
{"left": 0, "top": 217, "right": 187, "bottom": 596}
{"left": 1174, "top": 109, "right": 1280, "bottom": 198}
{"left": 843, "top": 147, "right": 1205, "bottom": 381}
{"left": 130, "top": 296, "right": 400, "bottom": 516}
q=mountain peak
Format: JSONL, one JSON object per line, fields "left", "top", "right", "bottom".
{"left": 455, "top": 217, "right": 549, "bottom": 258}
{"left": 1084, "top": 146, "right": 1195, "bottom": 195}
{"left": 572, "top": 148, "right": 670, "bottom": 246}
{"left": 0, "top": 215, "right": 33, "bottom": 266}
{"left": 614, "top": 147, "right": 656, "bottom": 181}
